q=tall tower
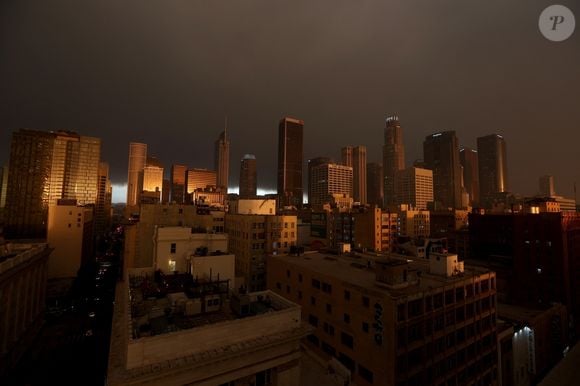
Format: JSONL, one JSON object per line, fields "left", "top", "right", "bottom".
{"left": 352, "top": 146, "right": 367, "bottom": 204}
{"left": 341, "top": 146, "right": 353, "bottom": 167}
{"left": 127, "top": 142, "right": 147, "bottom": 207}
{"left": 477, "top": 134, "right": 508, "bottom": 205}
{"left": 5, "top": 129, "right": 101, "bottom": 239}
{"left": 277, "top": 117, "right": 304, "bottom": 208}
{"left": 215, "top": 119, "right": 230, "bottom": 192}
{"left": 170, "top": 164, "right": 187, "bottom": 204}
{"left": 423, "top": 131, "right": 462, "bottom": 209}
{"left": 239, "top": 154, "right": 258, "bottom": 198}
{"left": 366, "top": 162, "right": 383, "bottom": 207}
{"left": 95, "top": 162, "right": 112, "bottom": 236}
{"left": 383, "top": 116, "right": 405, "bottom": 207}
{"left": 395, "top": 166, "right": 434, "bottom": 210}
{"left": 460, "top": 147, "right": 480, "bottom": 206}
{"left": 309, "top": 162, "right": 353, "bottom": 206}
{"left": 539, "top": 175, "right": 555, "bottom": 197}
{"left": 142, "top": 157, "right": 164, "bottom": 203}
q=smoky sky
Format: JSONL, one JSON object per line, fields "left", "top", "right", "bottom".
{"left": 1, "top": 0, "right": 579, "bottom": 200}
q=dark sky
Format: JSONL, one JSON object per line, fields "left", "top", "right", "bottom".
{"left": 1, "top": 0, "right": 579, "bottom": 202}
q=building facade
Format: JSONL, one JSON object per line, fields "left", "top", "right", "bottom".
{"left": 460, "top": 147, "right": 480, "bottom": 206}
{"left": 395, "top": 167, "right": 434, "bottom": 210}
{"left": 239, "top": 154, "right": 258, "bottom": 198}
{"left": 170, "top": 164, "right": 187, "bottom": 204}
{"left": 277, "top": 117, "right": 304, "bottom": 208}
{"left": 309, "top": 162, "right": 353, "bottom": 207}
{"left": 126, "top": 142, "right": 147, "bottom": 208}
{"left": 215, "top": 128, "right": 230, "bottom": 192}
{"left": 352, "top": 146, "right": 367, "bottom": 204}
{"left": 477, "top": 134, "right": 508, "bottom": 207}
{"left": 383, "top": 116, "right": 405, "bottom": 207}
{"left": 367, "top": 162, "right": 383, "bottom": 208}
{"left": 142, "top": 157, "right": 164, "bottom": 203}
{"left": 95, "top": 162, "right": 112, "bottom": 236}
{"left": 186, "top": 168, "right": 217, "bottom": 199}
{"left": 424, "top": 131, "right": 462, "bottom": 209}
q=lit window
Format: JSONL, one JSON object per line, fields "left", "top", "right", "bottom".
{"left": 168, "top": 259, "right": 176, "bottom": 272}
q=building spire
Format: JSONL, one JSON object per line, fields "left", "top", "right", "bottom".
{"left": 224, "top": 115, "right": 228, "bottom": 140}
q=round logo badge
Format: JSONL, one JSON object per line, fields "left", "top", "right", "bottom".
{"left": 539, "top": 5, "right": 575, "bottom": 42}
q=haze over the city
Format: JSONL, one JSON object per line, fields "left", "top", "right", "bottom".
{"left": 1, "top": 0, "right": 579, "bottom": 202}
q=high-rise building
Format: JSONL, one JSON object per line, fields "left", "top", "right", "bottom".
{"left": 539, "top": 175, "right": 555, "bottom": 196}
{"left": 186, "top": 168, "right": 217, "bottom": 198}
{"left": 268, "top": 251, "right": 498, "bottom": 386}
{"left": 460, "top": 147, "right": 480, "bottom": 206}
{"left": 352, "top": 146, "right": 367, "bottom": 204}
{"left": 367, "top": 162, "right": 383, "bottom": 208}
{"left": 239, "top": 154, "right": 258, "bottom": 198}
{"left": 308, "top": 162, "right": 353, "bottom": 207}
{"left": 162, "top": 179, "right": 170, "bottom": 203}
{"left": 215, "top": 125, "right": 230, "bottom": 192}
{"left": 95, "top": 162, "right": 112, "bottom": 236}
{"left": 277, "top": 117, "right": 304, "bottom": 208}
{"left": 141, "top": 157, "right": 164, "bottom": 203}
{"left": 395, "top": 166, "right": 434, "bottom": 210}
{"left": 397, "top": 204, "right": 431, "bottom": 238}
{"left": 341, "top": 146, "right": 353, "bottom": 167}
{"left": 126, "top": 142, "right": 147, "bottom": 207}
{"left": 170, "top": 164, "right": 187, "bottom": 204}
{"left": 5, "top": 129, "right": 100, "bottom": 239}
{"left": 383, "top": 116, "right": 405, "bottom": 207}
{"left": 477, "top": 134, "right": 508, "bottom": 205}
{"left": 307, "top": 157, "right": 332, "bottom": 205}
{"left": 423, "top": 131, "right": 462, "bottom": 209}
{"left": 0, "top": 165, "right": 8, "bottom": 209}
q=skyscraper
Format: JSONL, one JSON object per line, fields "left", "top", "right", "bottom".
{"left": 95, "top": 162, "right": 112, "bottom": 236}
{"left": 423, "top": 131, "right": 462, "bottom": 209}
{"left": 239, "top": 154, "right": 257, "bottom": 198}
{"left": 539, "top": 175, "right": 555, "bottom": 196}
{"left": 186, "top": 168, "right": 217, "bottom": 196}
{"left": 277, "top": 117, "right": 304, "bottom": 208}
{"left": 352, "top": 145, "right": 367, "bottom": 204}
{"left": 215, "top": 122, "right": 230, "bottom": 192}
{"left": 5, "top": 129, "right": 101, "bottom": 239}
{"left": 341, "top": 146, "right": 353, "bottom": 167}
{"left": 477, "top": 134, "right": 508, "bottom": 205}
{"left": 0, "top": 165, "right": 8, "bottom": 209}
{"left": 308, "top": 162, "right": 353, "bottom": 206}
{"left": 170, "top": 164, "right": 187, "bottom": 204}
{"left": 367, "top": 162, "right": 383, "bottom": 207}
{"left": 395, "top": 166, "right": 434, "bottom": 210}
{"left": 383, "top": 116, "right": 405, "bottom": 207}
{"left": 126, "top": 142, "right": 147, "bottom": 207}
{"left": 460, "top": 147, "right": 480, "bottom": 206}
{"left": 142, "top": 157, "right": 164, "bottom": 203}
{"left": 307, "top": 157, "right": 332, "bottom": 205}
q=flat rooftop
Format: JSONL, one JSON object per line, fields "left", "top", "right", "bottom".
{"left": 0, "top": 242, "right": 49, "bottom": 273}
{"left": 272, "top": 251, "right": 493, "bottom": 298}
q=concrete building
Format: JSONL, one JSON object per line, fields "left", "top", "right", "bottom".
{"left": 478, "top": 134, "right": 508, "bottom": 207}
{"left": 424, "top": 131, "right": 462, "bottom": 210}
{"left": 539, "top": 175, "right": 555, "bottom": 197}
{"left": 46, "top": 200, "right": 94, "bottom": 280}
{"left": 268, "top": 251, "right": 498, "bottom": 386}
{"left": 5, "top": 130, "right": 101, "bottom": 239}
{"left": 383, "top": 116, "right": 405, "bottom": 207}
{"left": 215, "top": 126, "right": 230, "bottom": 192}
{"left": 239, "top": 154, "right": 257, "bottom": 198}
{"left": 309, "top": 162, "right": 353, "bottom": 208}
{"left": 460, "top": 147, "right": 479, "bottom": 206}
{"left": 186, "top": 168, "right": 217, "bottom": 199}
{"left": 0, "top": 164, "right": 8, "bottom": 209}
{"left": 123, "top": 204, "right": 225, "bottom": 270}
{"left": 353, "top": 207, "right": 398, "bottom": 252}
{"left": 397, "top": 205, "right": 430, "bottom": 238}
{"left": 395, "top": 166, "right": 434, "bottom": 210}
{"left": 127, "top": 142, "right": 147, "bottom": 208}
{"left": 95, "top": 162, "right": 112, "bottom": 236}
{"left": 229, "top": 198, "right": 277, "bottom": 215}
{"left": 277, "top": 117, "right": 304, "bottom": 208}
{"left": 367, "top": 162, "right": 383, "bottom": 208}
{"left": 141, "top": 157, "right": 164, "bottom": 203}
{"left": 190, "top": 187, "right": 226, "bottom": 208}
{"left": 430, "top": 209, "right": 469, "bottom": 253}
{"left": 352, "top": 146, "right": 367, "bottom": 205}
{"left": 107, "top": 267, "right": 310, "bottom": 386}
{"left": 226, "top": 213, "right": 297, "bottom": 291}
{"left": 0, "top": 243, "right": 51, "bottom": 376}
{"left": 341, "top": 146, "right": 353, "bottom": 167}
{"left": 170, "top": 164, "right": 187, "bottom": 204}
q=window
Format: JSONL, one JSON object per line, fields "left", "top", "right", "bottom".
{"left": 362, "top": 296, "right": 370, "bottom": 308}
{"left": 310, "top": 296, "right": 316, "bottom": 306}
{"left": 323, "top": 322, "right": 335, "bottom": 336}
{"left": 298, "top": 274, "right": 303, "bottom": 283}
{"left": 307, "top": 334, "right": 319, "bottom": 346}
{"left": 322, "top": 342, "right": 336, "bottom": 357}
{"left": 286, "top": 270, "right": 291, "bottom": 278}
{"left": 276, "top": 282, "right": 281, "bottom": 290}
{"left": 168, "top": 259, "right": 176, "bottom": 272}
{"left": 341, "top": 332, "right": 354, "bottom": 349}
{"left": 326, "top": 304, "right": 332, "bottom": 314}
{"left": 308, "top": 314, "right": 318, "bottom": 327}
{"left": 170, "top": 243, "right": 176, "bottom": 253}
{"left": 312, "top": 279, "right": 321, "bottom": 289}
{"left": 358, "top": 364, "right": 374, "bottom": 383}
{"left": 298, "top": 291, "right": 302, "bottom": 300}
{"left": 286, "top": 285, "right": 291, "bottom": 294}
{"left": 362, "top": 322, "right": 369, "bottom": 333}
{"left": 344, "top": 290, "right": 351, "bottom": 300}
{"left": 344, "top": 313, "right": 351, "bottom": 323}
{"left": 322, "top": 282, "right": 332, "bottom": 293}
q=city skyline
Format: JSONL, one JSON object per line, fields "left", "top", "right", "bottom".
{"left": 1, "top": 1, "right": 579, "bottom": 200}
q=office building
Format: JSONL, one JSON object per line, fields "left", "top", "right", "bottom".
{"left": 186, "top": 168, "right": 217, "bottom": 198}
{"left": 352, "top": 146, "right": 367, "bottom": 204}
{"left": 397, "top": 204, "right": 431, "bottom": 238}
{"left": 309, "top": 162, "right": 353, "bottom": 207}
{"left": 277, "top": 117, "right": 304, "bottom": 208}
{"left": 367, "top": 162, "right": 383, "bottom": 208}
{"left": 383, "top": 116, "right": 405, "bottom": 207}
{"left": 268, "top": 251, "right": 498, "bottom": 386}
{"left": 477, "top": 134, "right": 508, "bottom": 206}
{"left": 170, "top": 164, "right": 187, "bottom": 204}
{"left": 215, "top": 126, "right": 230, "bottom": 192}
{"left": 107, "top": 266, "right": 310, "bottom": 385}
{"left": 5, "top": 129, "right": 100, "bottom": 239}
{"left": 424, "top": 131, "right": 462, "bottom": 209}
{"left": 307, "top": 157, "right": 332, "bottom": 204}
{"left": 239, "top": 154, "right": 258, "bottom": 198}
{"left": 226, "top": 213, "right": 297, "bottom": 291}
{"left": 395, "top": 167, "right": 434, "bottom": 210}
{"left": 341, "top": 146, "right": 353, "bottom": 167}
{"left": 460, "top": 147, "right": 479, "bottom": 206}
{"left": 0, "top": 165, "right": 8, "bottom": 209}
{"left": 0, "top": 243, "right": 51, "bottom": 377}
{"left": 47, "top": 200, "right": 94, "bottom": 280}
{"left": 353, "top": 207, "right": 398, "bottom": 252}
{"left": 126, "top": 142, "right": 147, "bottom": 207}
{"left": 539, "top": 175, "right": 555, "bottom": 197}
{"left": 229, "top": 198, "right": 277, "bottom": 215}
{"left": 95, "top": 162, "right": 112, "bottom": 236}
{"left": 141, "top": 157, "right": 164, "bottom": 203}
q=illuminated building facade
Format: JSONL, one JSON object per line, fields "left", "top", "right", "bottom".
{"left": 395, "top": 166, "right": 434, "bottom": 210}
{"left": 126, "top": 142, "right": 147, "bottom": 207}
{"left": 309, "top": 162, "right": 353, "bottom": 208}
{"left": 141, "top": 157, "right": 164, "bottom": 203}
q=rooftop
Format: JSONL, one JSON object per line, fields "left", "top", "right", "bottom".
{"left": 0, "top": 242, "right": 50, "bottom": 275}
